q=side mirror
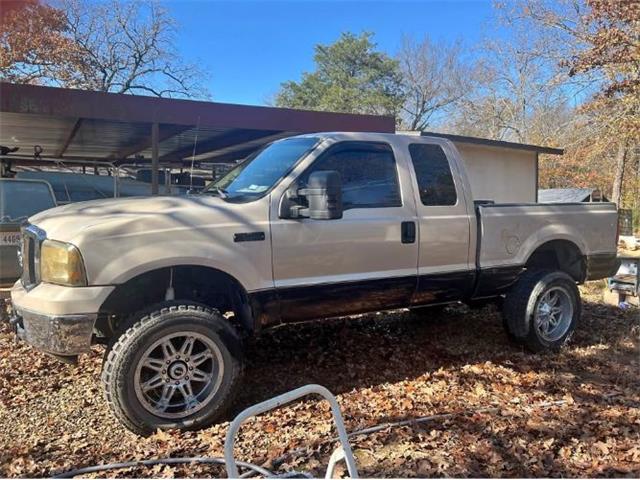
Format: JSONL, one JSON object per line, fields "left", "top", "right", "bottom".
{"left": 291, "top": 170, "right": 343, "bottom": 220}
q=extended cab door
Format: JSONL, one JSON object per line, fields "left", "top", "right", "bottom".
{"left": 403, "top": 138, "right": 475, "bottom": 304}
{"left": 270, "top": 140, "right": 419, "bottom": 321}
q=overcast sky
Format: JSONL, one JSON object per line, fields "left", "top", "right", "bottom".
{"left": 164, "top": 0, "right": 496, "bottom": 105}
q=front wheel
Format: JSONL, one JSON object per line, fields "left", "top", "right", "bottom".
{"left": 102, "top": 303, "right": 243, "bottom": 435}
{"left": 503, "top": 269, "right": 581, "bottom": 352}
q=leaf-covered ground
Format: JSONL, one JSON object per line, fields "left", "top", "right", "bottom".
{"left": 0, "top": 285, "right": 638, "bottom": 478}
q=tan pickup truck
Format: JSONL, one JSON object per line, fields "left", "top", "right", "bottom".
{"left": 8, "top": 132, "right": 618, "bottom": 434}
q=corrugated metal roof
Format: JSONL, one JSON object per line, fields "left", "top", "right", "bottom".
{"left": 0, "top": 83, "right": 395, "bottom": 167}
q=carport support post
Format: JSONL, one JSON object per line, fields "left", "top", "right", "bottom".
{"left": 151, "top": 122, "right": 159, "bottom": 195}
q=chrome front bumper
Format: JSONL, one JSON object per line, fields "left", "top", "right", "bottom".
{"left": 9, "top": 281, "right": 114, "bottom": 358}
{"left": 10, "top": 308, "right": 96, "bottom": 356}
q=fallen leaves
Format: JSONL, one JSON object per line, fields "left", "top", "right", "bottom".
{"left": 0, "top": 289, "right": 638, "bottom": 477}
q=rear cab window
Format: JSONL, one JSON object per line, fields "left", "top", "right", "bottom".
{"left": 408, "top": 143, "right": 458, "bottom": 206}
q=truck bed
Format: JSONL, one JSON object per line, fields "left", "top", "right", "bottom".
{"left": 476, "top": 201, "right": 618, "bottom": 274}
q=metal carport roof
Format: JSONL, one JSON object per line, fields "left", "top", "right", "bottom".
{"left": 0, "top": 83, "right": 395, "bottom": 192}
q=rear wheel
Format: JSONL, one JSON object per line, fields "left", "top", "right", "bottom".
{"left": 503, "top": 269, "right": 580, "bottom": 352}
{"left": 102, "top": 303, "right": 243, "bottom": 435}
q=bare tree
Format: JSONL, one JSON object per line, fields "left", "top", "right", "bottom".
{"left": 61, "top": 0, "right": 206, "bottom": 98}
{"left": 447, "top": 25, "right": 571, "bottom": 145}
{"left": 1, "top": 0, "right": 207, "bottom": 98}
{"left": 397, "top": 36, "right": 474, "bottom": 131}
{"left": 500, "top": 0, "right": 639, "bottom": 205}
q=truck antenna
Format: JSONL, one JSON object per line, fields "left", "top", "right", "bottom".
{"left": 189, "top": 117, "right": 201, "bottom": 192}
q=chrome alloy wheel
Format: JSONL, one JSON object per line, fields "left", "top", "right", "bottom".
{"left": 134, "top": 332, "right": 224, "bottom": 419}
{"left": 534, "top": 286, "right": 574, "bottom": 342}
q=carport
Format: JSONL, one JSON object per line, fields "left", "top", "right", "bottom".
{"left": 0, "top": 83, "right": 395, "bottom": 193}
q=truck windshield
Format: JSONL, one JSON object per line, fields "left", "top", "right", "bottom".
{"left": 0, "top": 180, "right": 56, "bottom": 223}
{"left": 204, "top": 136, "right": 319, "bottom": 201}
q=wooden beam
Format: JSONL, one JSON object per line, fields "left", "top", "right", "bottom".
{"left": 203, "top": 145, "right": 262, "bottom": 164}
{"left": 55, "top": 118, "right": 83, "bottom": 157}
{"left": 193, "top": 131, "right": 291, "bottom": 162}
{"left": 160, "top": 129, "right": 281, "bottom": 161}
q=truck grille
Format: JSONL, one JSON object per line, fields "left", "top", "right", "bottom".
{"left": 20, "top": 224, "right": 46, "bottom": 290}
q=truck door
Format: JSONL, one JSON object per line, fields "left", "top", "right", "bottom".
{"left": 270, "top": 141, "right": 419, "bottom": 321}
{"left": 405, "top": 140, "right": 474, "bottom": 305}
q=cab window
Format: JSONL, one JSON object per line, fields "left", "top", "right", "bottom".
{"left": 408, "top": 143, "right": 457, "bottom": 206}
{"left": 303, "top": 142, "right": 401, "bottom": 210}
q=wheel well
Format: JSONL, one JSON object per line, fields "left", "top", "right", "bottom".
{"left": 525, "top": 240, "right": 585, "bottom": 283}
{"left": 98, "top": 265, "right": 255, "bottom": 338}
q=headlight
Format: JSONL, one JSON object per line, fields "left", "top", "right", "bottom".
{"left": 40, "top": 240, "right": 87, "bottom": 286}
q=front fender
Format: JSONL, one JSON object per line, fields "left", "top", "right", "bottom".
{"left": 85, "top": 238, "right": 273, "bottom": 293}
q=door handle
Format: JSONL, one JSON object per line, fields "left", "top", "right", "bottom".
{"left": 401, "top": 221, "right": 416, "bottom": 244}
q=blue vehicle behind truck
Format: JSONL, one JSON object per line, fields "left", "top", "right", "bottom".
{"left": 0, "top": 178, "right": 57, "bottom": 289}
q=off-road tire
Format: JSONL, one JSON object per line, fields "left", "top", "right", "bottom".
{"left": 503, "top": 269, "right": 581, "bottom": 353}
{"left": 102, "top": 302, "right": 243, "bottom": 435}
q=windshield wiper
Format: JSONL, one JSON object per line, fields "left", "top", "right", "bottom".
{"left": 206, "top": 186, "right": 228, "bottom": 199}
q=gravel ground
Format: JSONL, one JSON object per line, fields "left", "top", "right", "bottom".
{"left": 0, "top": 285, "right": 638, "bottom": 478}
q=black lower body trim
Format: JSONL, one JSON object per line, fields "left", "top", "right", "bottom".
{"left": 250, "top": 271, "right": 475, "bottom": 325}
{"left": 472, "top": 265, "right": 524, "bottom": 298}
{"left": 276, "top": 275, "right": 417, "bottom": 323}
{"left": 249, "top": 289, "right": 280, "bottom": 329}
{"left": 411, "top": 270, "right": 475, "bottom": 306}
{"left": 585, "top": 253, "right": 619, "bottom": 281}
{"left": 249, "top": 265, "right": 528, "bottom": 327}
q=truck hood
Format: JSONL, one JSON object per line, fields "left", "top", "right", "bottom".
{"left": 28, "top": 195, "right": 229, "bottom": 243}
{"left": 25, "top": 193, "right": 272, "bottom": 289}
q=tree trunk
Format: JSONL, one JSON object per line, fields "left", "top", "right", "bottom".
{"left": 611, "top": 141, "right": 628, "bottom": 206}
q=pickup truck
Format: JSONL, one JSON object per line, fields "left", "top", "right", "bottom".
{"left": 8, "top": 132, "right": 619, "bottom": 435}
